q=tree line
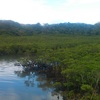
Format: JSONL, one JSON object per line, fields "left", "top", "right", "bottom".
{"left": 0, "top": 20, "right": 100, "bottom": 35}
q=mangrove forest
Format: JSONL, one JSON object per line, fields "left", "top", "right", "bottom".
{"left": 0, "top": 20, "right": 100, "bottom": 100}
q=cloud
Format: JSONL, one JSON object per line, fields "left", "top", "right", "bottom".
{"left": 0, "top": 0, "right": 59, "bottom": 24}
{"left": 0, "top": 0, "right": 100, "bottom": 24}
{"left": 65, "top": 0, "right": 100, "bottom": 4}
{"left": 54, "top": 0, "right": 100, "bottom": 24}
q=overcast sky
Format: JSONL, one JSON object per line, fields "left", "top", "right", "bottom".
{"left": 0, "top": 0, "right": 100, "bottom": 24}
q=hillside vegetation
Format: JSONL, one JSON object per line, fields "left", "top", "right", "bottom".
{"left": 0, "top": 20, "right": 100, "bottom": 35}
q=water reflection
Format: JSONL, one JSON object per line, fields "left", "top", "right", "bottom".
{"left": 14, "top": 61, "right": 64, "bottom": 100}
{"left": 0, "top": 58, "right": 63, "bottom": 100}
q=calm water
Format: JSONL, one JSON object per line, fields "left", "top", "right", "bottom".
{"left": 0, "top": 58, "right": 63, "bottom": 100}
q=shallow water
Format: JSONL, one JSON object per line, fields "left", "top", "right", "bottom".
{"left": 0, "top": 58, "right": 63, "bottom": 100}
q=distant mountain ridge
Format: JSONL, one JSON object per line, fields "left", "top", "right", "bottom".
{"left": 0, "top": 20, "right": 100, "bottom": 35}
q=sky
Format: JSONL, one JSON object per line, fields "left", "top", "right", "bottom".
{"left": 0, "top": 0, "right": 100, "bottom": 24}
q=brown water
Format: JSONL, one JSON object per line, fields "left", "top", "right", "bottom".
{"left": 0, "top": 58, "right": 63, "bottom": 100}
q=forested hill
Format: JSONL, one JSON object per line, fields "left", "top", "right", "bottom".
{"left": 0, "top": 20, "right": 100, "bottom": 36}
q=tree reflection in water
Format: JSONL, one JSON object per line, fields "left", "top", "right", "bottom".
{"left": 14, "top": 69, "right": 35, "bottom": 87}
{"left": 14, "top": 62, "right": 66, "bottom": 100}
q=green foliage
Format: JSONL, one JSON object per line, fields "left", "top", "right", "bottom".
{"left": 53, "top": 82, "right": 62, "bottom": 88}
{"left": 81, "top": 84, "right": 93, "bottom": 93}
{"left": 0, "top": 20, "right": 100, "bottom": 99}
{"left": 0, "top": 34, "right": 100, "bottom": 99}
{"left": 0, "top": 20, "right": 100, "bottom": 36}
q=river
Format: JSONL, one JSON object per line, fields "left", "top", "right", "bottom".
{"left": 0, "top": 57, "right": 63, "bottom": 100}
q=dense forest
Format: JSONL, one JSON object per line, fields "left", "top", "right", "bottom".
{"left": 0, "top": 20, "right": 100, "bottom": 35}
{"left": 0, "top": 20, "right": 100, "bottom": 99}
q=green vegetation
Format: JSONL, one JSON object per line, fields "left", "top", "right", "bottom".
{"left": 0, "top": 20, "right": 100, "bottom": 36}
{"left": 0, "top": 20, "right": 100, "bottom": 99}
{"left": 0, "top": 34, "right": 100, "bottom": 99}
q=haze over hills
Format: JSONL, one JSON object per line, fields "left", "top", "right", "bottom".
{"left": 0, "top": 20, "right": 100, "bottom": 36}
